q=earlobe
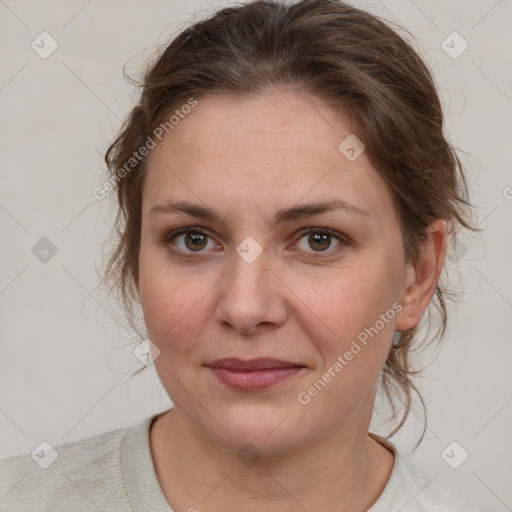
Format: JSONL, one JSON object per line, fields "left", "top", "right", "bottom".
{"left": 395, "top": 220, "right": 447, "bottom": 331}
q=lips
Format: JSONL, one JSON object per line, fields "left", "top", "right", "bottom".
{"left": 205, "top": 358, "right": 305, "bottom": 371}
{"left": 205, "top": 358, "right": 306, "bottom": 391}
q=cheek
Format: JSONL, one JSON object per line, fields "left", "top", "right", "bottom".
{"left": 294, "top": 265, "right": 400, "bottom": 427}
{"left": 304, "top": 255, "right": 402, "bottom": 373}
{"left": 312, "top": 258, "right": 400, "bottom": 332}
{"left": 138, "top": 243, "right": 210, "bottom": 354}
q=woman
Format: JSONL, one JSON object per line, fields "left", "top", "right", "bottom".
{"left": 0, "top": 0, "right": 481, "bottom": 510}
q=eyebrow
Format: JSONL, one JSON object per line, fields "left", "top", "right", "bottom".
{"left": 150, "top": 199, "right": 370, "bottom": 229}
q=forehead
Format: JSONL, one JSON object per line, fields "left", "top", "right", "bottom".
{"left": 143, "top": 90, "right": 395, "bottom": 220}
{"left": 149, "top": 90, "right": 353, "bottom": 170}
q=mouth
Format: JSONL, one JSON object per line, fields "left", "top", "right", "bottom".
{"left": 205, "top": 358, "right": 307, "bottom": 391}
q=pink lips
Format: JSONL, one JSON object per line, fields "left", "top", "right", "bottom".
{"left": 205, "top": 358, "right": 306, "bottom": 391}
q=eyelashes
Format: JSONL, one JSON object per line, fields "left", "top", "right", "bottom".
{"left": 164, "top": 227, "right": 219, "bottom": 255}
{"left": 160, "top": 226, "right": 351, "bottom": 260}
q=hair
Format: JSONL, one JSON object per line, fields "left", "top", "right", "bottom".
{"left": 103, "top": 0, "right": 478, "bottom": 443}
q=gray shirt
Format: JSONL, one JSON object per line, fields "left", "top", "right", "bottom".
{"left": 0, "top": 412, "right": 480, "bottom": 511}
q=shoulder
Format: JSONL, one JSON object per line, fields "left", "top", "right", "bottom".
{"left": 368, "top": 433, "right": 481, "bottom": 512}
{"left": 394, "top": 457, "right": 481, "bottom": 511}
{"left": 0, "top": 422, "right": 139, "bottom": 512}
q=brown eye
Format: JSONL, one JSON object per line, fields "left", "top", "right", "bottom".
{"left": 295, "top": 228, "right": 345, "bottom": 255}
{"left": 183, "top": 231, "right": 208, "bottom": 251}
{"left": 165, "top": 228, "right": 218, "bottom": 255}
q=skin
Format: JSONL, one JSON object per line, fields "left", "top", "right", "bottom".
{"left": 137, "top": 89, "right": 447, "bottom": 512}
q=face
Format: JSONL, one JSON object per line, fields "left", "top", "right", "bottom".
{"left": 138, "top": 89, "right": 416, "bottom": 456}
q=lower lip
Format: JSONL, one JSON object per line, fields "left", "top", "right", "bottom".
{"left": 208, "top": 366, "right": 305, "bottom": 391}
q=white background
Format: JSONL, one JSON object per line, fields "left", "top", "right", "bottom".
{"left": 0, "top": 1, "right": 511, "bottom": 510}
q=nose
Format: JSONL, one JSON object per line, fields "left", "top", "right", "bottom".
{"left": 214, "top": 249, "right": 287, "bottom": 335}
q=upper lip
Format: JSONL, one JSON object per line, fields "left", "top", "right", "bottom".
{"left": 205, "top": 358, "right": 305, "bottom": 371}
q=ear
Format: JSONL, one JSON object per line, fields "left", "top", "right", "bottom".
{"left": 395, "top": 219, "right": 447, "bottom": 331}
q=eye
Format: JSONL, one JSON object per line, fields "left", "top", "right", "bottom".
{"left": 294, "top": 228, "right": 346, "bottom": 256}
{"left": 161, "top": 226, "right": 349, "bottom": 259}
{"left": 164, "top": 227, "right": 219, "bottom": 257}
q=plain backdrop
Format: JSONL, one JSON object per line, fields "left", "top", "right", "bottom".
{"left": 1, "top": 1, "right": 511, "bottom": 510}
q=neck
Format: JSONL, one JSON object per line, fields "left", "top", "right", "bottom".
{"left": 150, "top": 406, "right": 395, "bottom": 512}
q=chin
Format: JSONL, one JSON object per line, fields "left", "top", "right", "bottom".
{"left": 200, "top": 402, "right": 309, "bottom": 458}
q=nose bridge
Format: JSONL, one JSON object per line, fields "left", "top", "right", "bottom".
{"left": 215, "top": 246, "right": 285, "bottom": 332}
{"left": 226, "top": 246, "right": 271, "bottom": 302}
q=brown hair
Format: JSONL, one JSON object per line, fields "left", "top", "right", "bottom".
{"left": 103, "top": 0, "right": 477, "bottom": 442}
